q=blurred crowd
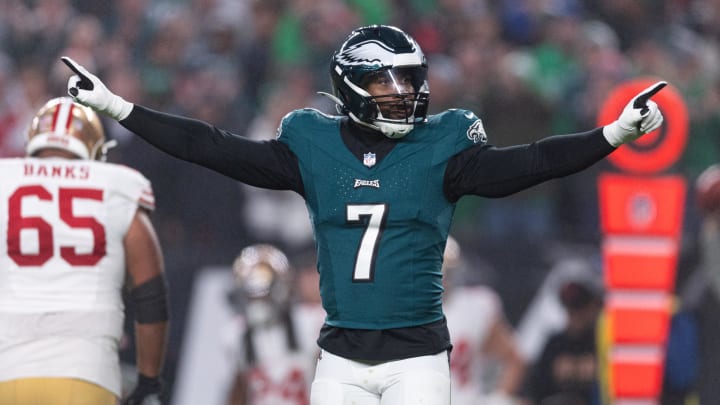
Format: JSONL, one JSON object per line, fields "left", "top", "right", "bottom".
{"left": 2, "top": 0, "right": 720, "bottom": 401}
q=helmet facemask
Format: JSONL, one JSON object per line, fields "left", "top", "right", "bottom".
{"left": 355, "top": 67, "right": 429, "bottom": 137}
{"left": 326, "top": 25, "right": 430, "bottom": 139}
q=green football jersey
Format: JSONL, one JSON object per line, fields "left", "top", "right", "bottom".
{"left": 277, "top": 108, "right": 484, "bottom": 329}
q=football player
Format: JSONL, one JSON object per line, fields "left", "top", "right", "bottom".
{"left": 442, "top": 236, "right": 526, "bottom": 405}
{"left": 0, "top": 97, "right": 168, "bottom": 405}
{"left": 689, "top": 164, "right": 720, "bottom": 403}
{"left": 62, "top": 24, "right": 664, "bottom": 405}
{"left": 224, "top": 244, "right": 325, "bottom": 405}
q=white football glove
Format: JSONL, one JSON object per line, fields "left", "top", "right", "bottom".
{"left": 602, "top": 80, "right": 667, "bottom": 147}
{"left": 61, "top": 56, "right": 134, "bottom": 121}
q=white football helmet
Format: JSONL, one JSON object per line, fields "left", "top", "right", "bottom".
{"left": 26, "top": 97, "right": 114, "bottom": 160}
{"left": 232, "top": 244, "right": 292, "bottom": 326}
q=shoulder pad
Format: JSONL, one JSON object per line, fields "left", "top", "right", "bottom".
{"left": 277, "top": 108, "right": 341, "bottom": 141}
{"left": 449, "top": 109, "right": 487, "bottom": 145}
{"left": 428, "top": 109, "right": 488, "bottom": 145}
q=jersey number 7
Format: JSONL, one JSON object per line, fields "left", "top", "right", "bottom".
{"left": 346, "top": 203, "right": 387, "bottom": 282}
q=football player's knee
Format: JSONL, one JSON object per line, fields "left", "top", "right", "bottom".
{"left": 310, "top": 379, "right": 345, "bottom": 405}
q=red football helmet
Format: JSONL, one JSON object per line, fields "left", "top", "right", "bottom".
{"left": 696, "top": 164, "right": 720, "bottom": 214}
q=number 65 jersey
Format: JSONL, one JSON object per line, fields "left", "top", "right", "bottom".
{"left": 0, "top": 157, "right": 154, "bottom": 395}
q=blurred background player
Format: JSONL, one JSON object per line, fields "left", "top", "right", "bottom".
{"left": 680, "top": 163, "right": 720, "bottom": 404}
{"left": 521, "top": 270, "right": 604, "bottom": 405}
{"left": 224, "top": 243, "right": 325, "bottom": 405}
{"left": 0, "top": 97, "right": 168, "bottom": 404}
{"left": 442, "top": 236, "right": 527, "bottom": 405}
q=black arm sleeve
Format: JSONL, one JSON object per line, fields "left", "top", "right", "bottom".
{"left": 444, "top": 127, "right": 615, "bottom": 201}
{"left": 121, "top": 105, "right": 304, "bottom": 194}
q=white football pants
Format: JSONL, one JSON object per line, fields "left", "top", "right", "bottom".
{"left": 311, "top": 349, "right": 450, "bottom": 405}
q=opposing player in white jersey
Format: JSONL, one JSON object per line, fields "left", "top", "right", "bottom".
{"left": 443, "top": 237, "right": 527, "bottom": 405}
{"left": 224, "top": 244, "right": 325, "bottom": 405}
{"left": 0, "top": 97, "right": 169, "bottom": 405}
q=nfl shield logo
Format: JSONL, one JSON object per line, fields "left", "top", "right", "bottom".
{"left": 363, "top": 152, "right": 376, "bottom": 168}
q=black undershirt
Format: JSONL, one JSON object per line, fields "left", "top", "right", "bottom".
{"left": 121, "top": 106, "right": 615, "bottom": 361}
{"left": 123, "top": 106, "right": 613, "bottom": 201}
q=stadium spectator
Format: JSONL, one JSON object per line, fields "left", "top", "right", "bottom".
{"left": 0, "top": 54, "right": 29, "bottom": 157}
{"left": 0, "top": 97, "right": 168, "bottom": 404}
{"left": 62, "top": 22, "right": 664, "bottom": 404}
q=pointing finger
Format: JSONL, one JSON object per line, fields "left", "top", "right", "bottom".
{"left": 633, "top": 81, "right": 667, "bottom": 110}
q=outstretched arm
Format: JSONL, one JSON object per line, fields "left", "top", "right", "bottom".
{"left": 445, "top": 128, "right": 613, "bottom": 199}
{"left": 61, "top": 57, "right": 303, "bottom": 193}
{"left": 122, "top": 105, "right": 303, "bottom": 192}
{"left": 445, "top": 82, "right": 667, "bottom": 200}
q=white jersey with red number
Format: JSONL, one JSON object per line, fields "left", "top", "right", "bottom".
{"left": 223, "top": 303, "right": 326, "bottom": 405}
{"left": 0, "top": 157, "right": 154, "bottom": 396}
{"left": 445, "top": 285, "right": 501, "bottom": 405}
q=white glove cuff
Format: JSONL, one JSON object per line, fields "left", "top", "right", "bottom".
{"left": 602, "top": 121, "right": 625, "bottom": 147}
{"left": 106, "top": 95, "right": 133, "bottom": 121}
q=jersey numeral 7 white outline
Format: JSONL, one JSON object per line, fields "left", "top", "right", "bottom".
{"left": 346, "top": 203, "right": 387, "bottom": 282}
